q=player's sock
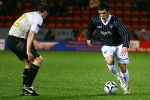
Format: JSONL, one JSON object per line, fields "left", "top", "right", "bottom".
{"left": 107, "top": 64, "right": 120, "bottom": 80}
{"left": 25, "top": 64, "right": 39, "bottom": 87}
{"left": 120, "top": 69, "right": 129, "bottom": 87}
{"left": 23, "top": 68, "right": 30, "bottom": 86}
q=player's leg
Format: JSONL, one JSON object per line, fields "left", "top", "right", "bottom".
{"left": 118, "top": 63, "right": 130, "bottom": 94}
{"left": 22, "top": 59, "right": 31, "bottom": 86}
{"left": 116, "top": 44, "right": 130, "bottom": 94}
{"left": 22, "top": 44, "right": 43, "bottom": 96}
{"left": 101, "top": 46, "right": 121, "bottom": 79}
{"left": 25, "top": 56, "right": 43, "bottom": 87}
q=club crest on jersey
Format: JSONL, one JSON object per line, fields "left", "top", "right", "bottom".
{"left": 97, "top": 26, "right": 102, "bottom": 28}
{"left": 110, "top": 25, "right": 113, "bottom": 28}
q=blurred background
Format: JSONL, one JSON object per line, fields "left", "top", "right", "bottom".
{"left": 0, "top": 0, "right": 150, "bottom": 52}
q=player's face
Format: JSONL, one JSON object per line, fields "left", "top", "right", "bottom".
{"left": 42, "top": 11, "right": 49, "bottom": 19}
{"left": 98, "top": 9, "right": 109, "bottom": 21}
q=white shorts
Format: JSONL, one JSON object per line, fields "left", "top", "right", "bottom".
{"left": 101, "top": 44, "right": 129, "bottom": 64}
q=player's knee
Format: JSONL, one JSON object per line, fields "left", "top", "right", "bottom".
{"left": 106, "top": 59, "right": 114, "bottom": 65}
{"left": 33, "top": 56, "right": 43, "bottom": 66}
{"left": 105, "top": 56, "right": 114, "bottom": 65}
{"left": 38, "top": 56, "right": 43, "bottom": 64}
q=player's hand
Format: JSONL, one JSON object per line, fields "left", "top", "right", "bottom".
{"left": 87, "top": 39, "right": 93, "bottom": 47}
{"left": 120, "top": 47, "right": 128, "bottom": 56}
{"left": 26, "top": 51, "right": 34, "bottom": 62}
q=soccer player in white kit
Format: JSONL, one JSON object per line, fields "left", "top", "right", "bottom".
{"left": 87, "top": 3, "right": 130, "bottom": 94}
{"left": 7, "top": 3, "right": 49, "bottom": 96}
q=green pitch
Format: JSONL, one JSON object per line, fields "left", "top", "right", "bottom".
{"left": 0, "top": 50, "right": 150, "bottom": 100}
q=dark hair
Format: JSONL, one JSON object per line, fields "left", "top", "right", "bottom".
{"left": 35, "top": 3, "right": 49, "bottom": 13}
{"left": 98, "top": 3, "right": 110, "bottom": 12}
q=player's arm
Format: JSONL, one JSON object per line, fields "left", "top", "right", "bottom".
{"left": 116, "top": 19, "right": 130, "bottom": 56}
{"left": 86, "top": 17, "right": 96, "bottom": 47}
{"left": 26, "top": 30, "right": 35, "bottom": 61}
{"left": 116, "top": 19, "right": 130, "bottom": 48}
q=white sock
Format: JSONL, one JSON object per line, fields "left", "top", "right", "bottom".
{"left": 107, "top": 64, "right": 120, "bottom": 80}
{"left": 120, "top": 69, "right": 129, "bottom": 86}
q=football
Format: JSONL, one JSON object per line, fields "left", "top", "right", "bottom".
{"left": 104, "top": 81, "right": 118, "bottom": 94}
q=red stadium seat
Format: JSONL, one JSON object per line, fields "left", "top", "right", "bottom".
{"left": 67, "top": 10, "right": 73, "bottom": 17}
{"left": 64, "top": 16, "right": 73, "bottom": 23}
{"left": 123, "top": 2, "right": 131, "bottom": 10}
{"left": 55, "top": 16, "right": 64, "bottom": 23}
{"left": 123, "top": 11, "right": 131, "bottom": 16}
{"left": 123, "top": 17, "right": 131, "bottom": 24}
{"left": 47, "top": 23, "right": 55, "bottom": 28}
{"left": 114, "top": 10, "right": 123, "bottom": 17}
{"left": 131, "top": 24, "right": 139, "bottom": 30}
{"left": 131, "top": 17, "right": 140, "bottom": 24}
{"left": 41, "top": 23, "right": 47, "bottom": 28}
{"left": 4, "top": 22, "right": 12, "bottom": 27}
{"left": 55, "top": 22, "right": 64, "bottom": 28}
{"left": 5, "top": 16, "right": 14, "bottom": 23}
{"left": 140, "top": 18, "right": 148, "bottom": 24}
{"left": 0, "top": 15, "right": 5, "bottom": 23}
{"left": 131, "top": 11, "right": 139, "bottom": 18}
{"left": 115, "top": 3, "right": 123, "bottom": 9}
{"left": 64, "top": 22, "right": 72, "bottom": 28}
{"left": 72, "top": 16, "right": 81, "bottom": 23}
{"left": 81, "top": 16, "right": 90, "bottom": 23}
{"left": 72, "top": 23, "right": 80, "bottom": 29}
{"left": 90, "top": 10, "right": 98, "bottom": 16}
{"left": 0, "top": 22, "right": 4, "bottom": 27}
{"left": 48, "top": 16, "right": 56, "bottom": 23}
{"left": 82, "top": 10, "right": 90, "bottom": 16}
{"left": 81, "top": 23, "right": 88, "bottom": 29}
{"left": 73, "top": 10, "right": 82, "bottom": 16}
{"left": 139, "top": 24, "right": 148, "bottom": 29}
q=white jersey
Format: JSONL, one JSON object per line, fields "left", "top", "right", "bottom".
{"left": 9, "top": 11, "right": 43, "bottom": 39}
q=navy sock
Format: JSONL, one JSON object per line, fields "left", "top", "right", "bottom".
{"left": 23, "top": 68, "right": 30, "bottom": 86}
{"left": 25, "top": 64, "right": 39, "bottom": 87}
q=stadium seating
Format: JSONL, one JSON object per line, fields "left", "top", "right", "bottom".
{"left": 0, "top": 16, "right": 5, "bottom": 23}
{"left": 0, "top": 0, "right": 149, "bottom": 30}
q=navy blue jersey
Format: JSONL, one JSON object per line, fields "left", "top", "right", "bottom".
{"left": 87, "top": 15, "right": 130, "bottom": 48}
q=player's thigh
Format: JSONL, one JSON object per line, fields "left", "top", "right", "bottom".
{"left": 101, "top": 46, "right": 115, "bottom": 63}
{"left": 101, "top": 46, "right": 115, "bottom": 58}
{"left": 8, "top": 36, "right": 28, "bottom": 60}
{"left": 31, "top": 44, "right": 40, "bottom": 59}
{"left": 116, "top": 44, "right": 129, "bottom": 64}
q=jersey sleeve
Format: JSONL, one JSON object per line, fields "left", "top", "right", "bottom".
{"left": 116, "top": 19, "right": 130, "bottom": 48}
{"left": 87, "top": 17, "right": 97, "bottom": 40}
{"left": 30, "top": 15, "right": 43, "bottom": 34}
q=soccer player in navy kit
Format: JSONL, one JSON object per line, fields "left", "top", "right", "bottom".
{"left": 87, "top": 3, "right": 130, "bottom": 94}
{"left": 7, "top": 3, "right": 49, "bottom": 96}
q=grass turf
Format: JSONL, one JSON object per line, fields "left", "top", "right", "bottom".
{"left": 0, "top": 50, "right": 150, "bottom": 100}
